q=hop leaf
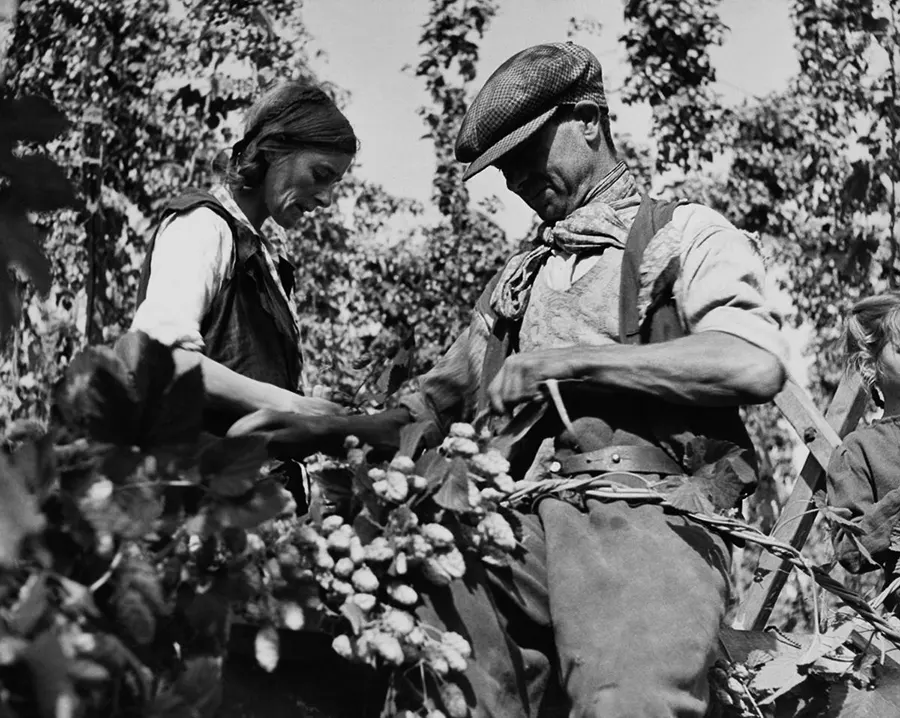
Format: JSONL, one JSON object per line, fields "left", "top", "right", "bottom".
{"left": 120, "top": 553, "right": 166, "bottom": 615}
{"left": 115, "top": 589, "right": 156, "bottom": 645}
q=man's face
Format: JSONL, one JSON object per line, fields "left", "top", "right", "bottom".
{"left": 493, "top": 112, "right": 596, "bottom": 223}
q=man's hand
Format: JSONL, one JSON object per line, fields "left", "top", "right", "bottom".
{"left": 283, "top": 394, "right": 348, "bottom": 417}
{"left": 488, "top": 348, "right": 573, "bottom": 413}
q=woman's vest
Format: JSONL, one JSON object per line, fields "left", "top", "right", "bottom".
{"left": 136, "top": 190, "right": 303, "bottom": 433}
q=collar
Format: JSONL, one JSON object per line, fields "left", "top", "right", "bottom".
{"left": 209, "top": 185, "right": 288, "bottom": 253}
{"left": 578, "top": 162, "right": 640, "bottom": 211}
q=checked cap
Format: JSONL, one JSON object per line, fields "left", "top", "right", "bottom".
{"left": 456, "top": 42, "right": 607, "bottom": 181}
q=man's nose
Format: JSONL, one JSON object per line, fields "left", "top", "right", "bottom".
{"left": 503, "top": 166, "right": 528, "bottom": 194}
{"left": 314, "top": 187, "right": 334, "bottom": 208}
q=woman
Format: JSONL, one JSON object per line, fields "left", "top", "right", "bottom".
{"left": 133, "top": 80, "right": 407, "bottom": 455}
{"left": 134, "top": 81, "right": 356, "bottom": 431}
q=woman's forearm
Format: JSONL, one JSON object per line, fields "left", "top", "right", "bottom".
{"left": 172, "top": 349, "right": 341, "bottom": 418}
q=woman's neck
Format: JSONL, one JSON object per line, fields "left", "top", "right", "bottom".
{"left": 232, "top": 187, "right": 269, "bottom": 232}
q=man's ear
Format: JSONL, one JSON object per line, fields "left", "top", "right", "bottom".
{"left": 572, "top": 100, "right": 602, "bottom": 143}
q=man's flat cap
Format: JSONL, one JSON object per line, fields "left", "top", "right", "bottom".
{"left": 456, "top": 42, "right": 606, "bottom": 181}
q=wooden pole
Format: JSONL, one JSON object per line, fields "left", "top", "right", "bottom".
{"left": 732, "top": 373, "right": 868, "bottom": 630}
{"left": 82, "top": 106, "right": 103, "bottom": 345}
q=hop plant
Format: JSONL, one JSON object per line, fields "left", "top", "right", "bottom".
{"left": 448, "top": 423, "right": 477, "bottom": 440}
{"left": 441, "top": 436, "right": 479, "bottom": 457}
{"left": 422, "top": 548, "right": 466, "bottom": 586}
{"left": 351, "top": 566, "right": 379, "bottom": 594}
{"left": 470, "top": 450, "right": 510, "bottom": 478}
{"left": 386, "top": 582, "right": 418, "bottom": 606}
{"left": 440, "top": 682, "right": 469, "bottom": 718}
{"left": 421, "top": 523, "right": 455, "bottom": 548}
{"left": 477, "top": 513, "right": 516, "bottom": 551}
{"left": 441, "top": 632, "right": 472, "bottom": 659}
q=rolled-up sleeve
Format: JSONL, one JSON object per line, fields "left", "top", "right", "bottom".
{"left": 672, "top": 204, "right": 789, "bottom": 367}
{"left": 401, "top": 308, "right": 492, "bottom": 432}
{"left": 401, "top": 272, "right": 501, "bottom": 433}
{"left": 131, "top": 208, "right": 233, "bottom": 351}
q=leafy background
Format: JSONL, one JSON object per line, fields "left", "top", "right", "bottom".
{"left": 0, "top": 0, "right": 898, "bottom": 711}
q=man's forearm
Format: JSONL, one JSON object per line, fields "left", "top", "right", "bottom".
{"left": 558, "top": 331, "right": 785, "bottom": 407}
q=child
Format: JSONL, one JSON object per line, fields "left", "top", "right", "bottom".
{"left": 827, "top": 293, "right": 900, "bottom": 584}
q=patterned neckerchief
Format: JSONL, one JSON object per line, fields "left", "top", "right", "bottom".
{"left": 209, "top": 185, "right": 301, "bottom": 341}
{"left": 490, "top": 162, "right": 641, "bottom": 321}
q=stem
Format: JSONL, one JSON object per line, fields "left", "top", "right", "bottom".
{"left": 89, "top": 549, "right": 123, "bottom": 592}
{"left": 889, "top": 1, "right": 898, "bottom": 286}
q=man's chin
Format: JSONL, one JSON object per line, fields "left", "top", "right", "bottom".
{"left": 533, "top": 203, "right": 567, "bottom": 223}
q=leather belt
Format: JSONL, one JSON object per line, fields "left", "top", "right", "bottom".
{"left": 555, "top": 445, "right": 682, "bottom": 477}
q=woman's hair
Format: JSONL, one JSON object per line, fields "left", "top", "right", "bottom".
{"left": 845, "top": 292, "right": 900, "bottom": 400}
{"left": 221, "top": 81, "right": 358, "bottom": 191}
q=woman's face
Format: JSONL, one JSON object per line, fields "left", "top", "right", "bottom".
{"left": 263, "top": 148, "right": 353, "bottom": 228}
{"left": 879, "top": 341, "right": 900, "bottom": 398}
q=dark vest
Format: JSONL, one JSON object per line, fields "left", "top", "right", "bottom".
{"left": 136, "top": 190, "right": 303, "bottom": 434}
{"left": 478, "top": 194, "right": 758, "bottom": 487}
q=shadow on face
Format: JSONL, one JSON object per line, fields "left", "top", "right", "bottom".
{"left": 492, "top": 104, "right": 610, "bottom": 223}
{"left": 263, "top": 149, "right": 354, "bottom": 229}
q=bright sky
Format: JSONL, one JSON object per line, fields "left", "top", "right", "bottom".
{"left": 302, "top": 0, "right": 800, "bottom": 240}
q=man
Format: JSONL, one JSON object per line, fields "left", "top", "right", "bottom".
{"left": 397, "top": 41, "right": 785, "bottom": 718}
{"left": 237, "top": 42, "right": 788, "bottom": 718}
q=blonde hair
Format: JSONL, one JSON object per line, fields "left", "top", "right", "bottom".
{"left": 845, "top": 292, "right": 900, "bottom": 396}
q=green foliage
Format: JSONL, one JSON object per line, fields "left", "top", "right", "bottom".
{"left": 621, "top": 0, "right": 728, "bottom": 172}
{"left": 623, "top": 0, "right": 899, "bottom": 633}
{"left": 0, "top": 333, "right": 295, "bottom": 718}
{"left": 0, "top": 94, "right": 75, "bottom": 342}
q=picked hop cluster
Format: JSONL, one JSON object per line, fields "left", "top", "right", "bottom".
{"left": 371, "top": 454, "right": 429, "bottom": 503}
{"left": 709, "top": 660, "right": 758, "bottom": 717}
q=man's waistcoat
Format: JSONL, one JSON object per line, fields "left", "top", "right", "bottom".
{"left": 478, "top": 194, "right": 758, "bottom": 484}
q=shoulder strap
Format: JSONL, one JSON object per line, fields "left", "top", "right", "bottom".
{"left": 618, "top": 195, "right": 685, "bottom": 345}
{"left": 137, "top": 190, "right": 238, "bottom": 307}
